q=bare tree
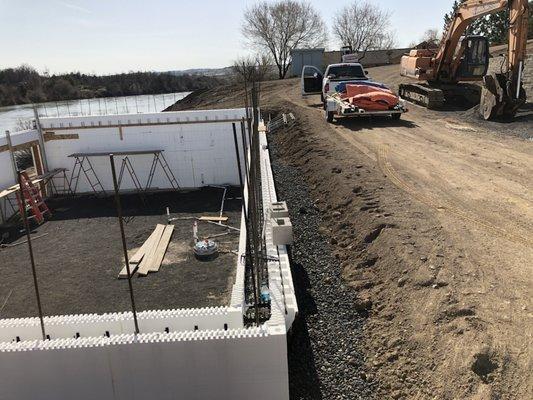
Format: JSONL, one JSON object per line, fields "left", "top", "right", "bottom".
{"left": 332, "top": 1, "right": 396, "bottom": 60}
{"left": 242, "top": 1, "right": 327, "bottom": 79}
{"left": 232, "top": 54, "right": 272, "bottom": 83}
{"left": 410, "top": 29, "right": 441, "bottom": 49}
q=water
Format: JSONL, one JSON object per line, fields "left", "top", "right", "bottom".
{"left": 0, "top": 92, "right": 190, "bottom": 136}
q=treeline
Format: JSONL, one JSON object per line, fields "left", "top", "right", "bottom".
{"left": 445, "top": 1, "right": 533, "bottom": 45}
{"left": 0, "top": 65, "right": 222, "bottom": 107}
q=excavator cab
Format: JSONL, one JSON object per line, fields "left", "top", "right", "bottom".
{"left": 456, "top": 35, "right": 490, "bottom": 80}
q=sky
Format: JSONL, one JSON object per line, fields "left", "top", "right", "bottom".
{"left": 0, "top": 0, "right": 453, "bottom": 75}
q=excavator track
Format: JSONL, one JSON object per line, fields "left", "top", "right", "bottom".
{"left": 399, "top": 83, "right": 445, "bottom": 109}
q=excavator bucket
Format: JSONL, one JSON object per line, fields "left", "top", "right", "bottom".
{"left": 480, "top": 73, "right": 526, "bottom": 120}
{"left": 480, "top": 74, "right": 502, "bottom": 120}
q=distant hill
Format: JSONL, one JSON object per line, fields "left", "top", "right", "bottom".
{"left": 166, "top": 67, "right": 233, "bottom": 77}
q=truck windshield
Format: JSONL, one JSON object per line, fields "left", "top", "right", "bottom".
{"left": 328, "top": 65, "right": 366, "bottom": 79}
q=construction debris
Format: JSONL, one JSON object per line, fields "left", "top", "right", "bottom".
{"left": 199, "top": 216, "right": 229, "bottom": 222}
{"left": 0, "top": 233, "right": 49, "bottom": 248}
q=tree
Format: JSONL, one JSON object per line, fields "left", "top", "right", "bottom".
{"left": 422, "top": 29, "right": 440, "bottom": 43}
{"left": 232, "top": 54, "right": 272, "bottom": 83}
{"left": 332, "top": 1, "right": 396, "bottom": 60}
{"left": 410, "top": 28, "right": 441, "bottom": 48}
{"left": 444, "top": 1, "right": 533, "bottom": 44}
{"left": 242, "top": 1, "right": 327, "bottom": 79}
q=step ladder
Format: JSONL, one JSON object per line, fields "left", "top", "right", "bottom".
{"left": 145, "top": 152, "right": 180, "bottom": 190}
{"left": 69, "top": 156, "right": 107, "bottom": 197}
{"left": 16, "top": 172, "right": 51, "bottom": 224}
{"left": 49, "top": 169, "right": 73, "bottom": 196}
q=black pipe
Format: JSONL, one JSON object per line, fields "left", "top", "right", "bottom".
{"left": 17, "top": 171, "right": 46, "bottom": 341}
{"left": 109, "top": 154, "right": 140, "bottom": 334}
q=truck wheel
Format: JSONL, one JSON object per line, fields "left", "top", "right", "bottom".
{"left": 391, "top": 113, "right": 401, "bottom": 120}
{"left": 326, "top": 111, "right": 334, "bottom": 123}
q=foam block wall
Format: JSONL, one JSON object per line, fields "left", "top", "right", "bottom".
{"left": 40, "top": 109, "right": 247, "bottom": 193}
{"left": 0, "top": 326, "right": 289, "bottom": 400}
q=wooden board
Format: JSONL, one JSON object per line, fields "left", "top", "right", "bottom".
{"left": 137, "top": 224, "right": 166, "bottom": 276}
{"left": 199, "top": 216, "right": 228, "bottom": 222}
{"left": 0, "top": 169, "right": 67, "bottom": 199}
{"left": 118, "top": 224, "right": 165, "bottom": 278}
{"left": 148, "top": 225, "right": 174, "bottom": 273}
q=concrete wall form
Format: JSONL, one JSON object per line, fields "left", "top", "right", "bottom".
{"left": 0, "top": 326, "right": 289, "bottom": 400}
{"left": 0, "top": 112, "right": 295, "bottom": 400}
{"left": 0, "top": 129, "right": 40, "bottom": 222}
{"left": 259, "top": 132, "right": 298, "bottom": 329}
{"left": 40, "top": 109, "right": 248, "bottom": 193}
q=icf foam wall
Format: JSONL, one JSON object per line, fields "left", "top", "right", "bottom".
{"left": 259, "top": 132, "right": 298, "bottom": 330}
{"left": 40, "top": 109, "right": 248, "bottom": 192}
{"left": 0, "top": 129, "right": 39, "bottom": 221}
{"left": 0, "top": 326, "right": 289, "bottom": 400}
{"left": 0, "top": 137, "right": 14, "bottom": 188}
{"left": 0, "top": 115, "right": 294, "bottom": 400}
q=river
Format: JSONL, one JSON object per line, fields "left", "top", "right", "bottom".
{"left": 0, "top": 91, "right": 190, "bottom": 136}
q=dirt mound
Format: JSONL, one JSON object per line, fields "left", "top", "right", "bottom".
{"left": 171, "top": 76, "right": 532, "bottom": 399}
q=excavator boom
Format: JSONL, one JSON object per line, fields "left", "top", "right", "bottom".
{"left": 399, "top": 0, "right": 529, "bottom": 119}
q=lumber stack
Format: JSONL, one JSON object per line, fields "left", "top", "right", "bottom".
{"left": 118, "top": 224, "right": 174, "bottom": 279}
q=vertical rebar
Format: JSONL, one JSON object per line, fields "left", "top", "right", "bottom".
{"left": 18, "top": 171, "right": 47, "bottom": 341}
{"left": 109, "top": 154, "right": 140, "bottom": 334}
{"left": 242, "top": 117, "right": 262, "bottom": 317}
{"left": 233, "top": 123, "right": 259, "bottom": 324}
{"left": 33, "top": 107, "right": 50, "bottom": 173}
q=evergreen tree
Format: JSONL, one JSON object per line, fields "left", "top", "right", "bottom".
{"left": 444, "top": 1, "right": 532, "bottom": 44}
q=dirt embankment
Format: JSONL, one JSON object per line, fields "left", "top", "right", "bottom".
{"left": 171, "top": 73, "right": 532, "bottom": 399}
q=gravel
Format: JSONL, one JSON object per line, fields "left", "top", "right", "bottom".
{"left": 269, "top": 140, "right": 374, "bottom": 400}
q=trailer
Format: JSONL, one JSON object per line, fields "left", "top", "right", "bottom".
{"left": 324, "top": 94, "right": 408, "bottom": 123}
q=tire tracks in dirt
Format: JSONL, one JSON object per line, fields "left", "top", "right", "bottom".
{"left": 376, "top": 144, "right": 532, "bottom": 248}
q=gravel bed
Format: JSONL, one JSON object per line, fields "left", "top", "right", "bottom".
{"left": 269, "top": 141, "right": 374, "bottom": 400}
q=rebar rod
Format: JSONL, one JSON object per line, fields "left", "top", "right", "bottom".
{"left": 18, "top": 171, "right": 46, "bottom": 341}
{"left": 109, "top": 154, "right": 140, "bottom": 334}
{"left": 233, "top": 123, "right": 259, "bottom": 324}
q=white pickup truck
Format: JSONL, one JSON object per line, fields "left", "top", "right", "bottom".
{"left": 301, "top": 63, "right": 369, "bottom": 102}
{"left": 301, "top": 62, "right": 407, "bottom": 122}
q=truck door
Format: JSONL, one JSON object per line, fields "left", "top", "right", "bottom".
{"left": 301, "top": 65, "right": 323, "bottom": 96}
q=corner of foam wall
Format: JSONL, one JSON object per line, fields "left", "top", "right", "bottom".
{"left": 0, "top": 112, "right": 294, "bottom": 400}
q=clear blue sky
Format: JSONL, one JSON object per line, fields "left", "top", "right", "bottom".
{"left": 0, "top": 0, "right": 453, "bottom": 74}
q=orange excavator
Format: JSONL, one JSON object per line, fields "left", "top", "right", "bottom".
{"left": 399, "top": 0, "right": 529, "bottom": 119}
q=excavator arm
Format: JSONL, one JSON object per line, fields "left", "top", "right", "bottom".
{"left": 437, "top": 0, "right": 529, "bottom": 82}
{"left": 399, "top": 0, "right": 529, "bottom": 119}
{"left": 436, "top": 0, "right": 508, "bottom": 82}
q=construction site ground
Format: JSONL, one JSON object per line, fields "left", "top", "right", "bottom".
{"left": 0, "top": 188, "right": 241, "bottom": 318}
{"left": 170, "top": 63, "right": 533, "bottom": 399}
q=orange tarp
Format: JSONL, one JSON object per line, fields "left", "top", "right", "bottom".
{"left": 341, "top": 84, "right": 399, "bottom": 111}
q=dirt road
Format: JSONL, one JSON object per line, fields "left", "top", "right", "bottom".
{"left": 171, "top": 73, "right": 532, "bottom": 399}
